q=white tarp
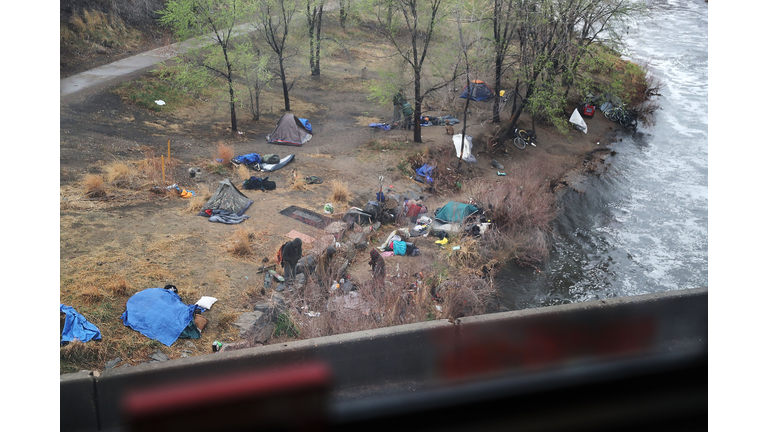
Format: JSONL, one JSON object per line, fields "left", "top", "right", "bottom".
{"left": 452, "top": 134, "right": 477, "bottom": 163}
{"left": 569, "top": 108, "right": 588, "bottom": 133}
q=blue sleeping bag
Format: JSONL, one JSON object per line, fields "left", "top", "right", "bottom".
{"left": 121, "top": 288, "right": 196, "bottom": 346}
{"left": 299, "top": 118, "right": 312, "bottom": 133}
{"left": 233, "top": 153, "right": 261, "bottom": 165}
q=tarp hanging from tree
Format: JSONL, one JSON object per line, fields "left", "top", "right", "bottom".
{"left": 198, "top": 179, "right": 253, "bottom": 216}
{"left": 266, "top": 113, "right": 313, "bottom": 146}
{"left": 569, "top": 108, "right": 588, "bottom": 133}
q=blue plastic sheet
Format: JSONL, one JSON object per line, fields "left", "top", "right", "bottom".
{"left": 369, "top": 123, "right": 391, "bottom": 131}
{"left": 299, "top": 118, "right": 313, "bottom": 133}
{"left": 416, "top": 164, "right": 435, "bottom": 183}
{"left": 121, "top": 288, "right": 196, "bottom": 346}
{"left": 60, "top": 304, "right": 102, "bottom": 345}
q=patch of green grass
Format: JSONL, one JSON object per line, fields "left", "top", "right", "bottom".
{"left": 274, "top": 313, "right": 299, "bottom": 338}
{"left": 366, "top": 139, "right": 409, "bottom": 151}
{"left": 114, "top": 73, "right": 197, "bottom": 112}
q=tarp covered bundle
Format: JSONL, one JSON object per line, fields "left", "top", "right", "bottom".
{"left": 434, "top": 201, "right": 479, "bottom": 223}
{"left": 198, "top": 179, "right": 253, "bottom": 217}
{"left": 121, "top": 288, "right": 197, "bottom": 346}
{"left": 267, "top": 113, "right": 313, "bottom": 146}
{"left": 459, "top": 80, "right": 494, "bottom": 101}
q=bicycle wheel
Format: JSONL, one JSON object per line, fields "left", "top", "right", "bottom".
{"left": 513, "top": 137, "right": 527, "bottom": 150}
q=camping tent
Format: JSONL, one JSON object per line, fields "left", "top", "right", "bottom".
{"left": 434, "top": 201, "right": 479, "bottom": 223}
{"left": 459, "top": 80, "right": 494, "bottom": 101}
{"left": 198, "top": 179, "right": 253, "bottom": 216}
{"left": 266, "top": 113, "right": 313, "bottom": 146}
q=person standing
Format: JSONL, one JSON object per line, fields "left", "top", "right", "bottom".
{"left": 392, "top": 89, "right": 406, "bottom": 126}
{"left": 402, "top": 102, "right": 414, "bottom": 130}
{"left": 279, "top": 238, "right": 302, "bottom": 285}
{"left": 369, "top": 249, "right": 386, "bottom": 288}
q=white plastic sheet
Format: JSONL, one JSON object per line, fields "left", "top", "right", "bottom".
{"left": 452, "top": 134, "right": 477, "bottom": 163}
{"left": 569, "top": 108, "right": 588, "bottom": 133}
{"left": 195, "top": 296, "right": 218, "bottom": 310}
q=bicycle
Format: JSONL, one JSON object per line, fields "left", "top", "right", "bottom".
{"left": 513, "top": 128, "right": 537, "bottom": 150}
{"left": 605, "top": 104, "right": 638, "bottom": 132}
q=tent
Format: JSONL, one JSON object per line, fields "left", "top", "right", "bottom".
{"left": 198, "top": 179, "right": 253, "bottom": 217}
{"left": 434, "top": 201, "right": 479, "bottom": 224}
{"left": 459, "top": 80, "right": 494, "bottom": 101}
{"left": 266, "top": 113, "right": 313, "bottom": 146}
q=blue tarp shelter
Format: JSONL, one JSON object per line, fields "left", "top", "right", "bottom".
{"left": 434, "top": 201, "right": 479, "bottom": 223}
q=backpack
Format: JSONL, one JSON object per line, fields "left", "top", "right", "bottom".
{"left": 276, "top": 243, "right": 285, "bottom": 265}
{"left": 262, "top": 154, "right": 280, "bottom": 164}
{"left": 402, "top": 103, "right": 414, "bottom": 116}
{"left": 243, "top": 176, "right": 276, "bottom": 191}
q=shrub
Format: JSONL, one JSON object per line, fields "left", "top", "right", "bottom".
{"left": 82, "top": 174, "right": 107, "bottom": 198}
{"left": 330, "top": 180, "right": 350, "bottom": 205}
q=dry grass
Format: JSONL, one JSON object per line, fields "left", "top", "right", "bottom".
{"left": 62, "top": 9, "right": 142, "bottom": 52}
{"left": 235, "top": 164, "right": 251, "bottom": 181}
{"left": 82, "top": 174, "right": 107, "bottom": 198}
{"left": 227, "top": 227, "right": 257, "bottom": 257}
{"left": 215, "top": 143, "right": 235, "bottom": 165}
{"left": 106, "top": 275, "right": 131, "bottom": 297}
{"left": 330, "top": 179, "right": 350, "bottom": 205}
{"left": 185, "top": 183, "right": 212, "bottom": 214}
{"left": 80, "top": 285, "right": 104, "bottom": 305}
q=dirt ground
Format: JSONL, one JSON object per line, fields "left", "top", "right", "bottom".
{"left": 60, "top": 32, "right": 622, "bottom": 368}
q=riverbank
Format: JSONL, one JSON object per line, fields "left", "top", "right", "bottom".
{"left": 60, "top": 19, "right": 634, "bottom": 373}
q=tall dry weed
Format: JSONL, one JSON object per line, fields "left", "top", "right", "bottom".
{"left": 216, "top": 143, "right": 235, "bottom": 165}
{"left": 82, "top": 174, "right": 107, "bottom": 198}
{"left": 330, "top": 180, "right": 350, "bottom": 205}
{"left": 227, "top": 227, "right": 256, "bottom": 257}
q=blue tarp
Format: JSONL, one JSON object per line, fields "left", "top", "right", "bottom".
{"left": 299, "top": 118, "right": 312, "bottom": 133}
{"left": 121, "top": 288, "right": 196, "bottom": 346}
{"left": 369, "top": 123, "right": 391, "bottom": 131}
{"left": 416, "top": 164, "right": 435, "bottom": 183}
{"left": 233, "top": 153, "right": 261, "bottom": 165}
{"left": 60, "top": 304, "right": 102, "bottom": 345}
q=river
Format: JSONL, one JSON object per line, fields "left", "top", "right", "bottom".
{"left": 497, "top": 0, "right": 708, "bottom": 310}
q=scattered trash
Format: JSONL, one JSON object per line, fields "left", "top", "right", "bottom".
{"left": 435, "top": 238, "right": 449, "bottom": 245}
{"left": 155, "top": 100, "right": 165, "bottom": 106}
{"left": 491, "top": 159, "right": 504, "bottom": 169}
{"left": 195, "top": 296, "right": 218, "bottom": 310}
{"left": 285, "top": 229, "right": 316, "bottom": 244}
{"left": 324, "top": 203, "right": 334, "bottom": 214}
{"left": 212, "top": 341, "right": 223, "bottom": 353}
{"left": 435, "top": 305, "right": 442, "bottom": 312}
{"left": 497, "top": 171, "right": 506, "bottom": 176}
{"left": 452, "top": 246, "right": 461, "bottom": 251}
{"left": 238, "top": 131, "right": 244, "bottom": 135}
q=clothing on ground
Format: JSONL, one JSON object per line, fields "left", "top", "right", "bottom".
{"left": 206, "top": 209, "right": 250, "bottom": 224}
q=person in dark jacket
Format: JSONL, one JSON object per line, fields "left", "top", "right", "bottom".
{"left": 280, "top": 238, "right": 302, "bottom": 285}
{"left": 392, "top": 89, "right": 406, "bottom": 126}
{"left": 369, "top": 249, "right": 386, "bottom": 287}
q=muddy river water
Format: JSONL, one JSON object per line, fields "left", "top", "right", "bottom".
{"left": 498, "top": 0, "right": 708, "bottom": 310}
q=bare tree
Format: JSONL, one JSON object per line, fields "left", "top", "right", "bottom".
{"left": 306, "top": 0, "right": 325, "bottom": 76}
{"left": 253, "top": 0, "right": 299, "bottom": 111}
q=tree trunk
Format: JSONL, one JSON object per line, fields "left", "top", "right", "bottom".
{"left": 314, "top": 6, "right": 323, "bottom": 76}
{"left": 493, "top": 52, "right": 503, "bottom": 123}
{"left": 340, "top": 1, "right": 347, "bottom": 30}
{"left": 413, "top": 69, "right": 422, "bottom": 143}
{"left": 223, "top": 48, "right": 237, "bottom": 132}
{"left": 279, "top": 56, "right": 291, "bottom": 111}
